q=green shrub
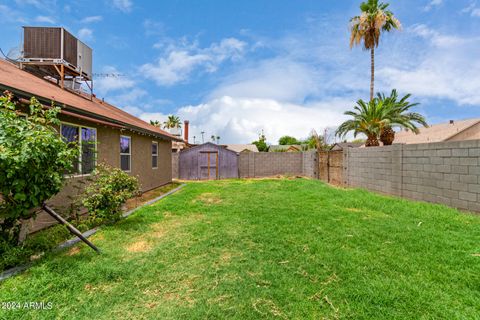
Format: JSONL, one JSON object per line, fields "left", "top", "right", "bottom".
{"left": 0, "top": 91, "right": 77, "bottom": 245}
{"left": 82, "top": 163, "right": 140, "bottom": 224}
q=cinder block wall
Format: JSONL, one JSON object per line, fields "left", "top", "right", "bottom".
{"left": 345, "top": 140, "right": 480, "bottom": 212}
{"left": 239, "top": 152, "right": 317, "bottom": 178}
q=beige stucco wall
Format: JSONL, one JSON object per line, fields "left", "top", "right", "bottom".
{"left": 28, "top": 114, "right": 172, "bottom": 233}
{"left": 448, "top": 123, "right": 480, "bottom": 142}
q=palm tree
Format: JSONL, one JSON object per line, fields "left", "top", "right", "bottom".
{"left": 336, "top": 99, "right": 385, "bottom": 147}
{"left": 336, "top": 92, "right": 428, "bottom": 147}
{"left": 350, "top": 0, "right": 401, "bottom": 101}
{"left": 150, "top": 120, "right": 160, "bottom": 127}
{"left": 211, "top": 135, "right": 216, "bottom": 143}
{"left": 163, "top": 115, "right": 182, "bottom": 130}
{"left": 377, "top": 90, "right": 428, "bottom": 145}
{"left": 216, "top": 136, "right": 220, "bottom": 144}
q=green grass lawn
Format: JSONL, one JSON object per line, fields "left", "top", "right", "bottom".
{"left": 1, "top": 178, "right": 479, "bottom": 319}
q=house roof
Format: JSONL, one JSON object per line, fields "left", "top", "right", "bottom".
{"left": 393, "top": 118, "right": 480, "bottom": 144}
{"left": 268, "top": 145, "right": 302, "bottom": 152}
{"left": 226, "top": 144, "right": 259, "bottom": 153}
{"left": 0, "top": 59, "right": 181, "bottom": 141}
{"left": 331, "top": 142, "right": 363, "bottom": 150}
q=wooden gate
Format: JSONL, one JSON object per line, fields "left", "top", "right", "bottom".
{"left": 178, "top": 142, "right": 239, "bottom": 180}
{"left": 319, "top": 151, "right": 344, "bottom": 186}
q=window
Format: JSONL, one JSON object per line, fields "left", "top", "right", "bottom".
{"left": 120, "top": 136, "right": 131, "bottom": 172}
{"left": 152, "top": 142, "right": 158, "bottom": 169}
{"left": 61, "top": 123, "right": 97, "bottom": 175}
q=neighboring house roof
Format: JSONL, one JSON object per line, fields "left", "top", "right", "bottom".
{"left": 226, "top": 144, "right": 259, "bottom": 153}
{"left": 394, "top": 118, "right": 480, "bottom": 144}
{"left": 331, "top": 142, "right": 363, "bottom": 151}
{"left": 0, "top": 59, "right": 181, "bottom": 141}
{"left": 268, "top": 145, "right": 302, "bottom": 152}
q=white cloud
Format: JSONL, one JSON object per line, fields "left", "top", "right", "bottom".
{"left": 94, "top": 66, "right": 136, "bottom": 95}
{"left": 111, "top": 0, "right": 132, "bottom": 13}
{"left": 462, "top": 2, "right": 480, "bottom": 17}
{"left": 77, "top": 28, "right": 94, "bottom": 42}
{"left": 136, "top": 96, "right": 350, "bottom": 144}
{"left": 140, "top": 37, "right": 247, "bottom": 86}
{"left": 378, "top": 25, "right": 480, "bottom": 105}
{"left": 34, "top": 15, "right": 55, "bottom": 24}
{"left": 424, "top": 0, "right": 443, "bottom": 11}
{"left": 409, "top": 24, "right": 472, "bottom": 47}
{"left": 81, "top": 16, "right": 103, "bottom": 23}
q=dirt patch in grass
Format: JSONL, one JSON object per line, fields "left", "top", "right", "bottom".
{"left": 66, "top": 247, "right": 80, "bottom": 256}
{"left": 126, "top": 241, "right": 152, "bottom": 253}
{"left": 194, "top": 193, "right": 222, "bottom": 205}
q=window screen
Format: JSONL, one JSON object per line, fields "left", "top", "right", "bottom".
{"left": 120, "top": 136, "right": 131, "bottom": 171}
{"left": 152, "top": 142, "right": 158, "bottom": 168}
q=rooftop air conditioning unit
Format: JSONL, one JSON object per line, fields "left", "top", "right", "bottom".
{"left": 21, "top": 26, "right": 93, "bottom": 80}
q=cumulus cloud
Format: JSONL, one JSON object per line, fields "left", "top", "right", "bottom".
{"left": 111, "top": 0, "right": 132, "bottom": 13}
{"left": 81, "top": 15, "right": 103, "bottom": 23}
{"left": 377, "top": 25, "right": 480, "bottom": 105}
{"left": 140, "top": 37, "right": 247, "bottom": 86}
{"left": 136, "top": 96, "right": 350, "bottom": 144}
{"left": 77, "top": 28, "right": 93, "bottom": 42}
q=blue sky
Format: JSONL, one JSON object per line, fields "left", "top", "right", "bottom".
{"left": 1, "top": 0, "right": 480, "bottom": 144}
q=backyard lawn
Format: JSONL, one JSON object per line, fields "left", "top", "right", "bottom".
{"left": 1, "top": 178, "right": 479, "bottom": 319}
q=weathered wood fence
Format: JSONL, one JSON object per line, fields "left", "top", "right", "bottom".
{"left": 318, "top": 151, "right": 344, "bottom": 186}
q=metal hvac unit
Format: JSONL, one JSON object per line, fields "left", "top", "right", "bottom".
{"left": 21, "top": 26, "right": 93, "bottom": 81}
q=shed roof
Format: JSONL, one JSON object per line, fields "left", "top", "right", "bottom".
{"left": 0, "top": 59, "right": 181, "bottom": 141}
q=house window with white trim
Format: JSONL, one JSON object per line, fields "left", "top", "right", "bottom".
{"left": 120, "top": 136, "right": 131, "bottom": 172}
{"left": 152, "top": 142, "right": 158, "bottom": 169}
{"left": 61, "top": 123, "right": 97, "bottom": 175}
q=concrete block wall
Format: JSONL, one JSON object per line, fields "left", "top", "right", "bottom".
{"left": 345, "top": 140, "right": 480, "bottom": 212}
{"left": 239, "top": 152, "right": 317, "bottom": 178}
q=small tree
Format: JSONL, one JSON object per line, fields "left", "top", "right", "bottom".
{"left": 278, "top": 136, "right": 300, "bottom": 145}
{"left": 252, "top": 132, "right": 268, "bottom": 152}
{"left": 0, "top": 92, "right": 77, "bottom": 244}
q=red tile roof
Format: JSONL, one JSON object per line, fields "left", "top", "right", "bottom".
{"left": 0, "top": 59, "right": 181, "bottom": 141}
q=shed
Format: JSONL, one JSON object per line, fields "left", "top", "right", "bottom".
{"left": 178, "top": 142, "right": 239, "bottom": 180}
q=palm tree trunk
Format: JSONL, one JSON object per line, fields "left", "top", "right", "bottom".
{"left": 370, "top": 47, "right": 375, "bottom": 101}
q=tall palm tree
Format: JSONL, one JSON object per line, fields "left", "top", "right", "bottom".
{"left": 163, "top": 115, "right": 182, "bottom": 130}
{"left": 350, "top": 0, "right": 401, "bottom": 101}
{"left": 211, "top": 135, "right": 216, "bottom": 143}
{"left": 377, "top": 90, "right": 428, "bottom": 145}
{"left": 336, "top": 99, "right": 385, "bottom": 147}
{"left": 216, "top": 136, "right": 220, "bottom": 144}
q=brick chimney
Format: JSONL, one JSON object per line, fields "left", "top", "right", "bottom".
{"left": 184, "top": 120, "right": 189, "bottom": 143}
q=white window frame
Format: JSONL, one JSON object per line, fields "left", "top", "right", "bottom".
{"left": 120, "top": 135, "right": 132, "bottom": 172}
{"left": 60, "top": 122, "right": 97, "bottom": 177}
{"left": 152, "top": 141, "right": 158, "bottom": 169}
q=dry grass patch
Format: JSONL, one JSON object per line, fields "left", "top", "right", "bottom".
{"left": 126, "top": 241, "right": 152, "bottom": 253}
{"left": 66, "top": 246, "right": 81, "bottom": 256}
{"left": 194, "top": 192, "right": 222, "bottom": 205}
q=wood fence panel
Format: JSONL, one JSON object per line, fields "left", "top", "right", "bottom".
{"left": 318, "top": 150, "right": 344, "bottom": 186}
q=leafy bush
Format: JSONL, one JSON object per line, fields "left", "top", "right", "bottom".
{"left": 0, "top": 91, "right": 77, "bottom": 245}
{"left": 82, "top": 163, "right": 140, "bottom": 224}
